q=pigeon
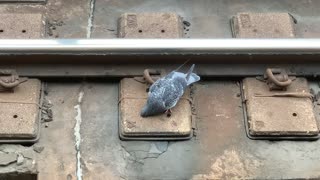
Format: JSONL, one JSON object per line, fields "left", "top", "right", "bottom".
{"left": 140, "top": 64, "right": 200, "bottom": 117}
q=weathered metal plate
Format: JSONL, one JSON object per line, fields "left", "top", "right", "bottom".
{"left": 242, "top": 78, "right": 319, "bottom": 138}
{"left": 231, "top": 12, "right": 295, "bottom": 38}
{"left": 0, "top": 14, "right": 45, "bottom": 39}
{"left": 119, "top": 78, "right": 192, "bottom": 140}
{"left": 118, "top": 13, "right": 183, "bottom": 38}
{"left": 0, "top": 79, "right": 41, "bottom": 142}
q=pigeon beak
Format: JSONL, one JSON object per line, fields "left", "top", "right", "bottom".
{"left": 140, "top": 105, "right": 149, "bottom": 117}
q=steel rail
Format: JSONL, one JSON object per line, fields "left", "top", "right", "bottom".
{"left": 0, "top": 39, "right": 320, "bottom": 54}
{"left": 1, "top": 39, "right": 320, "bottom": 78}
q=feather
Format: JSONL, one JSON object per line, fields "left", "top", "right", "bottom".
{"left": 140, "top": 64, "right": 200, "bottom": 117}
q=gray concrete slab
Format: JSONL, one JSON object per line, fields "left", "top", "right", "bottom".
{"left": 79, "top": 83, "right": 126, "bottom": 179}
{"left": 119, "top": 78, "right": 192, "bottom": 140}
{"left": 193, "top": 81, "right": 320, "bottom": 179}
{"left": 0, "top": 0, "right": 90, "bottom": 38}
{"left": 231, "top": 12, "right": 296, "bottom": 38}
{"left": 79, "top": 82, "right": 201, "bottom": 179}
{"left": 0, "top": 0, "right": 318, "bottom": 39}
{"left": 0, "top": 79, "right": 41, "bottom": 140}
{"left": 0, "top": 14, "right": 45, "bottom": 38}
{"left": 44, "top": 0, "right": 91, "bottom": 38}
{"left": 69, "top": 81, "right": 320, "bottom": 179}
{"left": 39, "top": 81, "right": 320, "bottom": 179}
{"left": 92, "top": 0, "right": 320, "bottom": 38}
{"left": 1, "top": 81, "right": 318, "bottom": 179}
{"left": 35, "top": 83, "right": 80, "bottom": 180}
{"left": 118, "top": 13, "right": 183, "bottom": 38}
{"left": 244, "top": 78, "right": 318, "bottom": 136}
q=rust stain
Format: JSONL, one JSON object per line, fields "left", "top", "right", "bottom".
{"left": 192, "top": 149, "right": 262, "bottom": 179}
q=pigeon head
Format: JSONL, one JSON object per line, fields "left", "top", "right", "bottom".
{"left": 140, "top": 95, "right": 166, "bottom": 117}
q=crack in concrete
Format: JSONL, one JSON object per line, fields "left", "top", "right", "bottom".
{"left": 120, "top": 175, "right": 127, "bottom": 180}
{"left": 0, "top": 152, "right": 17, "bottom": 166}
{"left": 0, "top": 161, "right": 17, "bottom": 168}
{"left": 86, "top": 0, "right": 96, "bottom": 38}
{"left": 121, "top": 144, "right": 146, "bottom": 164}
{"left": 20, "top": 155, "right": 33, "bottom": 161}
{"left": 120, "top": 142, "right": 169, "bottom": 163}
{"left": 74, "top": 90, "right": 85, "bottom": 180}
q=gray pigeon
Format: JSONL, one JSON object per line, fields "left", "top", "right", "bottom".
{"left": 140, "top": 64, "right": 200, "bottom": 117}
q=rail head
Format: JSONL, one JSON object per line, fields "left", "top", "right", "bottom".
{"left": 0, "top": 39, "right": 320, "bottom": 55}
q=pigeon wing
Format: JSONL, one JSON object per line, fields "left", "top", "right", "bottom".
{"left": 149, "top": 72, "right": 175, "bottom": 94}
{"left": 162, "top": 78, "right": 185, "bottom": 109}
{"left": 149, "top": 78, "right": 167, "bottom": 94}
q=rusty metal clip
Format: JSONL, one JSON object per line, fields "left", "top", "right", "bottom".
{"left": 264, "top": 68, "right": 292, "bottom": 91}
{"left": 0, "top": 69, "right": 28, "bottom": 92}
{"left": 143, "top": 69, "right": 166, "bottom": 84}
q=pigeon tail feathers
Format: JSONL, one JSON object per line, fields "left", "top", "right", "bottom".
{"left": 187, "top": 73, "right": 200, "bottom": 85}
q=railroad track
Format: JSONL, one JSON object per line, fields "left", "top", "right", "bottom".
{"left": 0, "top": 1, "right": 320, "bottom": 180}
